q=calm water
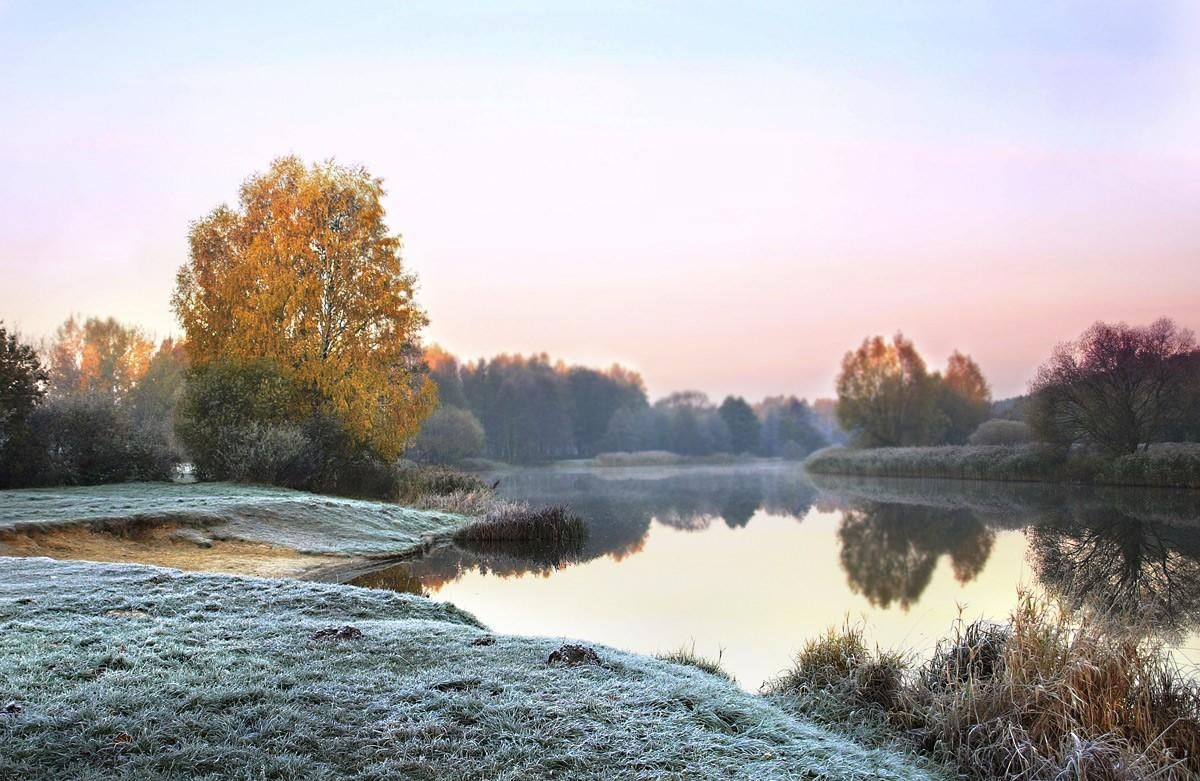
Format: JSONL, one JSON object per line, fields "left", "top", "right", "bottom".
{"left": 351, "top": 463, "right": 1200, "bottom": 688}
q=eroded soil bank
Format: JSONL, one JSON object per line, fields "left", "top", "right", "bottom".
{"left": 0, "top": 520, "right": 345, "bottom": 578}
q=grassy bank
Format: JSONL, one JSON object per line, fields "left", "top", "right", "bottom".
{"left": 0, "top": 482, "right": 477, "bottom": 581}
{"left": 804, "top": 443, "right": 1200, "bottom": 489}
{"left": 767, "top": 594, "right": 1200, "bottom": 781}
{"left": 0, "top": 557, "right": 937, "bottom": 780}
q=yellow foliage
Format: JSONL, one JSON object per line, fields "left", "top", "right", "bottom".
{"left": 173, "top": 157, "right": 436, "bottom": 459}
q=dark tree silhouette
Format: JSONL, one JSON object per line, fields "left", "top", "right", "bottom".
{"left": 1029, "top": 318, "right": 1197, "bottom": 454}
{"left": 0, "top": 323, "right": 48, "bottom": 488}
{"left": 718, "top": 396, "right": 761, "bottom": 454}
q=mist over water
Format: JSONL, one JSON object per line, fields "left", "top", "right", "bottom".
{"left": 352, "top": 463, "right": 1200, "bottom": 688}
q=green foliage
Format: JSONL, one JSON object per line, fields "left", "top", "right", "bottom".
{"left": 174, "top": 359, "right": 305, "bottom": 482}
{"left": 567, "top": 365, "right": 649, "bottom": 456}
{"left": 758, "top": 396, "right": 828, "bottom": 457}
{"left": 0, "top": 323, "right": 47, "bottom": 488}
{"left": 413, "top": 406, "right": 486, "bottom": 464}
{"left": 718, "top": 395, "right": 761, "bottom": 454}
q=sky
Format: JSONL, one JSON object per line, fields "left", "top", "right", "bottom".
{"left": 1, "top": 1, "right": 1198, "bottom": 401}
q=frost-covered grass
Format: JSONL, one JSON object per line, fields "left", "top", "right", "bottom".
{"left": 0, "top": 557, "right": 938, "bottom": 781}
{"left": 804, "top": 443, "right": 1200, "bottom": 488}
{"left": 0, "top": 482, "right": 469, "bottom": 556}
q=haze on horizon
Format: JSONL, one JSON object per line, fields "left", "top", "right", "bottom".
{"left": 1, "top": 1, "right": 1197, "bottom": 401}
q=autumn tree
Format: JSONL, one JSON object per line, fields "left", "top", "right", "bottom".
{"left": 47, "top": 315, "right": 153, "bottom": 402}
{"left": 836, "top": 333, "right": 941, "bottom": 446}
{"left": 172, "top": 157, "right": 436, "bottom": 459}
{"left": 1028, "top": 318, "right": 1197, "bottom": 454}
{"left": 936, "top": 350, "right": 992, "bottom": 444}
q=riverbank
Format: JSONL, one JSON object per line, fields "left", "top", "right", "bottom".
{"left": 0, "top": 482, "right": 472, "bottom": 579}
{"left": 0, "top": 557, "right": 938, "bottom": 780}
{"left": 804, "top": 443, "right": 1200, "bottom": 489}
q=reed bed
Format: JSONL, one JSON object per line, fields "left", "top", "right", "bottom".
{"left": 452, "top": 503, "right": 588, "bottom": 548}
{"left": 804, "top": 443, "right": 1200, "bottom": 488}
{"left": 767, "top": 592, "right": 1200, "bottom": 780}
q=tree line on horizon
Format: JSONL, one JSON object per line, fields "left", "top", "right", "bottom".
{"left": 3, "top": 155, "right": 1199, "bottom": 492}
{"left": 412, "top": 347, "right": 837, "bottom": 465}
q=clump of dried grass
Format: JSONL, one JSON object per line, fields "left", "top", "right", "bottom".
{"left": 453, "top": 503, "right": 587, "bottom": 548}
{"left": 769, "top": 592, "right": 1200, "bottom": 780}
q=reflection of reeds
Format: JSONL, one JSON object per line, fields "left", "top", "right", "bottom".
{"left": 768, "top": 591, "right": 1200, "bottom": 780}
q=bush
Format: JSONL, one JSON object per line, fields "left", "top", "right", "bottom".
{"left": 175, "top": 360, "right": 303, "bottom": 481}
{"left": 28, "top": 395, "right": 174, "bottom": 485}
{"left": 967, "top": 419, "right": 1035, "bottom": 446}
{"left": 412, "top": 406, "right": 485, "bottom": 464}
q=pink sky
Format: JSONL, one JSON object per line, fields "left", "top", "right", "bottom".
{"left": 1, "top": 3, "right": 1197, "bottom": 400}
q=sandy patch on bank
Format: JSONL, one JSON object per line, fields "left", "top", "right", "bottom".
{"left": 0, "top": 521, "right": 345, "bottom": 578}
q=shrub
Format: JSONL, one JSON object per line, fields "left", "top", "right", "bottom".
{"left": 967, "top": 419, "right": 1035, "bottom": 446}
{"left": 29, "top": 395, "right": 174, "bottom": 485}
{"left": 412, "top": 406, "right": 486, "bottom": 464}
{"left": 175, "top": 360, "right": 303, "bottom": 481}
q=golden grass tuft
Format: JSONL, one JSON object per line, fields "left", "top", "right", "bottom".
{"left": 769, "top": 592, "right": 1200, "bottom": 780}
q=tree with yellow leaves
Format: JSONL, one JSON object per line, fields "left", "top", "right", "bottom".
{"left": 172, "top": 157, "right": 436, "bottom": 459}
{"left": 47, "top": 315, "right": 154, "bottom": 402}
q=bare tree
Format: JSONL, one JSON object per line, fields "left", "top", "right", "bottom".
{"left": 1029, "top": 318, "right": 1196, "bottom": 455}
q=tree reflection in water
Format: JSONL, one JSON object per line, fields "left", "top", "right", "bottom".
{"left": 836, "top": 503, "right": 995, "bottom": 609}
{"left": 1029, "top": 510, "right": 1200, "bottom": 637}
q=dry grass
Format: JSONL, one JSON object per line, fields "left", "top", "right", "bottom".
{"left": 656, "top": 644, "right": 736, "bottom": 683}
{"left": 768, "top": 592, "right": 1200, "bottom": 780}
{"left": 453, "top": 503, "right": 588, "bottom": 548}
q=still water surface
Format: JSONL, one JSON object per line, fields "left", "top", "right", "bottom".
{"left": 352, "top": 463, "right": 1200, "bottom": 688}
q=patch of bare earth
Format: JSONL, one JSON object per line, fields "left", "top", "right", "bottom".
{"left": 0, "top": 522, "right": 345, "bottom": 578}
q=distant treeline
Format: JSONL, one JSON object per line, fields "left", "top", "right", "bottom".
{"left": 413, "top": 348, "right": 840, "bottom": 464}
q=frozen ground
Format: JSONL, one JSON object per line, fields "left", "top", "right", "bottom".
{"left": 0, "top": 482, "right": 469, "bottom": 556}
{"left": 0, "top": 557, "right": 939, "bottom": 781}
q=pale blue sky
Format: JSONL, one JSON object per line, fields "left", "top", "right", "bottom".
{"left": 1, "top": 2, "right": 1197, "bottom": 398}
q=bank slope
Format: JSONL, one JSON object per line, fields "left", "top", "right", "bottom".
{"left": 0, "top": 482, "right": 469, "bottom": 556}
{"left": 0, "top": 558, "right": 938, "bottom": 781}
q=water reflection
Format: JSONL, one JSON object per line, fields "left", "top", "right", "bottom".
{"left": 1030, "top": 513, "right": 1200, "bottom": 638}
{"left": 835, "top": 503, "right": 994, "bottom": 609}
{"left": 350, "top": 465, "right": 1200, "bottom": 647}
{"left": 813, "top": 474, "right": 1200, "bottom": 635}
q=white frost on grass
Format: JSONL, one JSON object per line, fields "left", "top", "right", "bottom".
{"left": 0, "top": 557, "right": 938, "bottom": 781}
{"left": 0, "top": 482, "right": 469, "bottom": 556}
